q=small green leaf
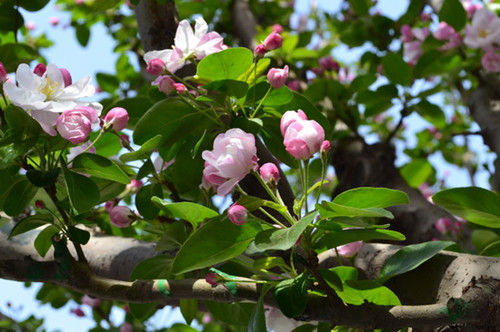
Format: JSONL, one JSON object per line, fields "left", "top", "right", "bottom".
{"left": 205, "top": 302, "right": 255, "bottom": 326}
{"left": 75, "top": 24, "right": 90, "bottom": 47}
{"left": 318, "top": 201, "right": 394, "bottom": 219}
{"left": 197, "top": 47, "right": 253, "bottom": 81}
{"left": 439, "top": 0, "right": 467, "bottom": 31}
{"left": 415, "top": 100, "right": 446, "bottom": 128}
{"left": 63, "top": 168, "right": 100, "bottom": 213}
{"left": 204, "top": 80, "right": 249, "bottom": 98}
{"left": 180, "top": 299, "right": 198, "bottom": 325}
{"left": 400, "top": 159, "right": 433, "bottom": 188}
{"left": 20, "top": 0, "right": 50, "bottom": 11}
{"left": 262, "top": 86, "right": 294, "bottom": 106}
{"left": 274, "top": 273, "right": 309, "bottom": 318}
{"left": 382, "top": 53, "right": 412, "bottom": 85}
{"left": 315, "top": 229, "right": 405, "bottom": 251}
{"left": 71, "top": 153, "right": 129, "bottom": 184}
{"left": 333, "top": 187, "right": 409, "bottom": 209}
{"left": 432, "top": 187, "right": 500, "bottom": 228}
{"left": 152, "top": 197, "right": 219, "bottom": 228}
{"left": 379, "top": 241, "right": 454, "bottom": 279}
{"left": 68, "top": 226, "right": 90, "bottom": 245}
{"left": 247, "top": 293, "right": 266, "bottom": 332}
{"left": 171, "top": 217, "right": 263, "bottom": 274}
{"left": 0, "top": 43, "right": 39, "bottom": 72}
{"left": 95, "top": 73, "right": 119, "bottom": 93}
{"left": 136, "top": 184, "right": 163, "bottom": 220}
{"left": 253, "top": 257, "right": 288, "bottom": 271}
{"left": 121, "top": 135, "right": 163, "bottom": 162}
{"left": 129, "top": 302, "right": 158, "bottom": 321}
{"left": 3, "top": 178, "right": 38, "bottom": 216}
{"left": 26, "top": 168, "right": 61, "bottom": 188}
{"left": 9, "top": 214, "right": 53, "bottom": 238}
{"left": 34, "top": 225, "right": 58, "bottom": 257}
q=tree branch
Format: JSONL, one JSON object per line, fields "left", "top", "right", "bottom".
{"left": 231, "top": 0, "right": 257, "bottom": 48}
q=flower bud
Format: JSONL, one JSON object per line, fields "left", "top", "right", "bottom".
{"left": 434, "top": 217, "right": 453, "bottom": 234}
{"left": 272, "top": 24, "right": 284, "bottom": 34}
{"left": 126, "top": 179, "right": 143, "bottom": 192}
{"left": 0, "top": 62, "right": 7, "bottom": 83}
{"left": 420, "top": 12, "right": 431, "bottom": 22}
{"left": 482, "top": 51, "right": 500, "bottom": 73}
{"left": 400, "top": 24, "right": 413, "bottom": 43}
{"left": 109, "top": 205, "right": 133, "bottom": 228}
{"left": 254, "top": 44, "right": 267, "bottom": 56}
{"left": 319, "top": 56, "right": 339, "bottom": 71}
{"left": 120, "top": 134, "right": 130, "bottom": 146}
{"left": 152, "top": 75, "right": 175, "bottom": 94}
{"left": 205, "top": 272, "right": 219, "bottom": 286}
{"left": 280, "top": 109, "right": 307, "bottom": 136}
{"left": 25, "top": 21, "right": 36, "bottom": 31}
{"left": 287, "top": 80, "right": 301, "bottom": 91}
{"left": 49, "top": 16, "right": 60, "bottom": 26}
{"left": 320, "top": 140, "right": 331, "bottom": 156}
{"left": 70, "top": 307, "right": 85, "bottom": 317}
{"left": 174, "top": 83, "right": 187, "bottom": 93}
{"left": 259, "top": 162, "right": 280, "bottom": 184}
{"left": 59, "top": 68, "right": 72, "bottom": 87}
{"left": 56, "top": 107, "right": 97, "bottom": 144}
{"left": 263, "top": 31, "right": 282, "bottom": 50}
{"left": 336, "top": 241, "right": 362, "bottom": 257}
{"left": 146, "top": 58, "right": 165, "bottom": 76}
{"left": 283, "top": 118, "right": 325, "bottom": 160}
{"left": 311, "top": 67, "right": 324, "bottom": 77}
{"left": 104, "top": 200, "right": 115, "bottom": 212}
{"left": 35, "top": 200, "right": 45, "bottom": 209}
{"left": 34, "top": 63, "right": 47, "bottom": 77}
{"left": 81, "top": 295, "right": 101, "bottom": 308}
{"left": 267, "top": 65, "right": 288, "bottom": 89}
{"left": 227, "top": 203, "right": 248, "bottom": 225}
{"left": 103, "top": 107, "right": 129, "bottom": 131}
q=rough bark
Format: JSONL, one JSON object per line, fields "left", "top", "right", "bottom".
{"left": 331, "top": 138, "right": 453, "bottom": 243}
{"left": 231, "top": 0, "right": 257, "bottom": 48}
{"left": 134, "top": 0, "right": 178, "bottom": 52}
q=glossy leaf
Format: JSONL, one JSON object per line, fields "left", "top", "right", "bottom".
{"left": 9, "top": 214, "right": 53, "bottom": 238}
{"left": 130, "top": 255, "right": 172, "bottom": 280}
{"left": 400, "top": 159, "right": 433, "bottom": 188}
{"left": 274, "top": 273, "right": 309, "bottom": 318}
{"left": 439, "top": 0, "right": 466, "bottom": 31}
{"left": 315, "top": 229, "right": 405, "bottom": 251}
{"left": 152, "top": 197, "right": 219, "bottom": 228}
{"left": 333, "top": 187, "right": 409, "bottom": 209}
{"left": 197, "top": 47, "right": 253, "bottom": 81}
{"left": 63, "top": 168, "right": 100, "bottom": 213}
{"left": 136, "top": 184, "right": 163, "bottom": 220}
{"left": 71, "top": 153, "right": 129, "bottom": 184}
{"left": 247, "top": 293, "right": 266, "bottom": 332}
{"left": 180, "top": 299, "right": 198, "bottom": 325}
{"left": 382, "top": 53, "right": 412, "bottom": 86}
{"left": 3, "top": 178, "right": 38, "bottom": 217}
{"left": 34, "top": 225, "right": 58, "bottom": 257}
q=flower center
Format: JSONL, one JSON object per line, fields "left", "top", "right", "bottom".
{"left": 39, "top": 76, "right": 60, "bottom": 99}
{"left": 479, "top": 29, "right": 489, "bottom": 38}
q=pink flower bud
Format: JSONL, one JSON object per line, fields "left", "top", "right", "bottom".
{"left": 35, "top": 200, "right": 45, "bottom": 209}
{"left": 482, "top": 51, "right": 500, "bottom": 72}
{"left": 25, "top": 21, "right": 36, "bottom": 31}
{"left": 263, "top": 31, "right": 282, "bottom": 50}
{"left": 120, "top": 134, "right": 130, "bottom": 146}
{"left": 227, "top": 203, "right": 248, "bottom": 225}
{"left": 412, "top": 27, "right": 429, "bottom": 41}
{"left": 400, "top": 24, "right": 413, "bottom": 43}
{"left": 336, "top": 241, "right": 363, "bottom": 257}
{"left": 49, "top": 16, "right": 60, "bottom": 26}
{"left": 34, "top": 63, "right": 47, "bottom": 77}
{"left": 420, "top": 12, "right": 431, "bottom": 22}
{"left": 280, "top": 109, "right": 308, "bottom": 136}
{"left": 267, "top": 65, "right": 288, "bottom": 89}
{"left": 0, "top": 62, "right": 7, "bottom": 83}
{"left": 59, "top": 68, "right": 72, "bottom": 87}
{"left": 109, "top": 205, "right": 133, "bottom": 228}
{"left": 287, "top": 80, "right": 301, "bottom": 91}
{"left": 319, "top": 56, "right": 339, "bottom": 71}
{"left": 435, "top": 217, "right": 453, "bottom": 234}
{"left": 254, "top": 44, "right": 267, "bottom": 56}
{"left": 103, "top": 107, "right": 129, "bottom": 131}
{"left": 174, "top": 83, "right": 187, "bottom": 93}
{"left": 81, "top": 295, "right": 101, "bottom": 308}
{"left": 283, "top": 118, "right": 325, "bottom": 160}
{"left": 152, "top": 75, "right": 175, "bottom": 94}
{"left": 272, "top": 24, "right": 284, "bottom": 34}
{"left": 70, "top": 307, "right": 85, "bottom": 317}
{"left": 126, "top": 179, "right": 143, "bottom": 192}
{"left": 320, "top": 140, "right": 331, "bottom": 155}
{"left": 120, "top": 323, "right": 133, "bottom": 332}
{"left": 205, "top": 272, "right": 219, "bottom": 286}
{"left": 311, "top": 67, "right": 325, "bottom": 77}
{"left": 146, "top": 58, "right": 165, "bottom": 76}
{"left": 104, "top": 200, "right": 115, "bottom": 212}
{"left": 202, "top": 313, "right": 213, "bottom": 324}
{"left": 259, "top": 162, "right": 280, "bottom": 184}
{"left": 434, "top": 22, "right": 455, "bottom": 41}
{"left": 56, "top": 107, "right": 97, "bottom": 144}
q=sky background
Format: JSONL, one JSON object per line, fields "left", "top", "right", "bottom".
{"left": 0, "top": 0, "right": 492, "bottom": 331}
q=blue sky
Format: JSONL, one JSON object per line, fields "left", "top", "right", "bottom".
{"left": 0, "top": 0, "right": 492, "bottom": 331}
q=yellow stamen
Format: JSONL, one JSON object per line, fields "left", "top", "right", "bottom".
{"left": 39, "top": 76, "right": 60, "bottom": 99}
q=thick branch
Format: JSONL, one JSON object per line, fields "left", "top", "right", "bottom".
{"left": 134, "top": 0, "right": 178, "bottom": 52}
{"left": 231, "top": 0, "right": 257, "bottom": 48}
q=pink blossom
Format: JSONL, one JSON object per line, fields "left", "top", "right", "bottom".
{"left": 263, "top": 31, "right": 283, "bottom": 50}
{"left": 267, "top": 65, "right": 289, "bottom": 89}
{"left": 103, "top": 107, "right": 129, "bottom": 131}
{"left": 272, "top": 24, "right": 284, "bottom": 34}
{"left": 25, "top": 21, "right": 36, "bottom": 31}
{"left": 70, "top": 308, "right": 85, "bottom": 317}
{"left": 338, "top": 67, "right": 355, "bottom": 83}
{"left": 126, "top": 179, "right": 143, "bottom": 192}
{"left": 319, "top": 56, "right": 339, "bottom": 71}
{"left": 56, "top": 107, "right": 97, "bottom": 144}
{"left": 464, "top": 8, "right": 500, "bottom": 50}
{"left": 403, "top": 41, "right": 423, "bottom": 65}
{"left": 81, "top": 295, "right": 101, "bottom": 308}
{"left": 152, "top": 75, "right": 175, "bottom": 94}
{"left": 49, "top": 16, "right": 60, "bottom": 26}
{"left": 201, "top": 128, "right": 258, "bottom": 196}
{"left": 0, "top": 62, "right": 7, "bottom": 83}
{"left": 259, "top": 162, "right": 280, "bottom": 184}
{"left": 434, "top": 22, "right": 462, "bottom": 50}
{"left": 463, "top": 1, "right": 482, "bottom": 18}
{"left": 174, "top": 83, "right": 187, "bottom": 93}
{"left": 120, "top": 323, "right": 133, "bottom": 332}
{"left": 202, "top": 313, "right": 213, "bottom": 324}
{"left": 34, "top": 63, "right": 46, "bottom": 77}
{"left": 104, "top": 201, "right": 115, "bottom": 212}
{"left": 400, "top": 24, "right": 413, "bottom": 43}
{"left": 412, "top": 27, "right": 430, "bottom": 41}
{"left": 336, "top": 241, "right": 363, "bottom": 257}
{"left": 320, "top": 140, "right": 331, "bottom": 155}
{"left": 59, "top": 68, "right": 72, "bottom": 87}
{"left": 109, "top": 205, "right": 133, "bottom": 228}
{"left": 228, "top": 203, "right": 248, "bottom": 225}
{"left": 280, "top": 109, "right": 308, "bottom": 136}
{"left": 283, "top": 118, "right": 325, "bottom": 159}
{"left": 146, "top": 58, "right": 165, "bottom": 76}
{"left": 287, "top": 80, "right": 301, "bottom": 91}
{"left": 205, "top": 272, "right": 219, "bottom": 286}
{"left": 435, "top": 217, "right": 453, "bottom": 234}
{"left": 311, "top": 67, "right": 325, "bottom": 77}
{"left": 420, "top": 12, "right": 431, "bottom": 22}
{"left": 481, "top": 50, "right": 500, "bottom": 72}
{"left": 254, "top": 44, "right": 267, "bottom": 56}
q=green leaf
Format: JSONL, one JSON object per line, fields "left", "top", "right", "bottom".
{"left": 253, "top": 213, "right": 315, "bottom": 252}
{"left": 432, "top": 187, "right": 500, "bottom": 228}
{"left": 382, "top": 53, "right": 412, "bottom": 86}
{"left": 71, "top": 153, "right": 129, "bottom": 184}
{"left": 180, "top": 299, "right": 198, "bottom": 325}
{"left": 63, "top": 168, "right": 100, "bottom": 213}
{"left": 439, "top": 0, "right": 467, "bottom": 31}
{"left": 204, "top": 80, "right": 248, "bottom": 98}
{"left": 253, "top": 257, "right": 288, "bottom": 271}
{"left": 263, "top": 86, "right": 294, "bottom": 106}
{"left": 333, "top": 187, "right": 409, "bottom": 209}
{"left": 315, "top": 229, "right": 405, "bottom": 251}
{"left": 0, "top": 5, "right": 23, "bottom": 32}
{"left": 34, "top": 225, "right": 58, "bottom": 257}
{"left": 247, "top": 293, "right": 266, "bottom": 332}
{"left": 197, "top": 47, "right": 253, "bottom": 81}
{"left": 237, "top": 194, "right": 288, "bottom": 215}
{"left": 9, "top": 214, "right": 53, "bottom": 238}
{"left": 205, "top": 302, "right": 255, "bottom": 326}
{"left": 130, "top": 255, "right": 172, "bottom": 280}
{"left": 20, "top": 0, "right": 50, "bottom": 11}
{"left": 135, "top": 184, "right": 163, "bottom": 220}
{"left": 400, "top": 159, "right": 433, "bottom": 188}
{"left": 93, "top": 0, "right": 121, "bottom": 11}
{"left": 121, "top": 136, "right": 162, "bottom": 162}
{"left": 171, "top": 217, "right": 263, "bottom": 275}
{"left": 274, "top": 273, "right": 309, "bottom": 318}
{"left": 317, "top": 201, "right": 394, "bottom": 219}
{"left": 26, "top": 168, "right": 60, "bottom": 188}
{"left": 3, "top": 178, "right": 38, "bottom": 216}
{"left": 95, "top": 73, "right": 119, "bottom": 93}
{"left": 68, "top": 226, "right": 90, "bottom": 245}
{"left": 347, "top": 0, "right": 371, "bottom": 15}
{"left": 75, "top": 24, "right": 90, "bottom": 47}
{"left": 379, "top": 241, "right": 454, "bottom": 279}
{"left": 152, "top": 198, "right": 219, "bottom": 228}
{"left": 480, "top": 240, "right": 500, "bottom": 257}
{"left": 133, "top": 98, "right": 211, "bottom": 145}
{"left": 414, "top": 100, "right": 446, "bottom": 128}
{"left": 129, "top": 302, "right": 157, "bottom": 321}
{"left": 0, "top": 43, "right": 38, "bottom": 72}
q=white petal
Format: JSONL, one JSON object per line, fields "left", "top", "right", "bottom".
{"left": 58, "top": 76, "right": 95, "bottom": 100}
{"left": 144, "top": 49, "right": 173, "bottom": 63}
{"left": 30, "top": 110, "right": 59, "bottom": 136}
{"left": 3, "top": 81, "right": 47, "bottom": 110}
{"left": 194, "top": 17, "right": 208, "bottom": 40}
{"left": 43, "top": 100, "right": 78, "bottom": 113}
{"left": 45, "top": 64, "right": 65, "bottom": 95}
{"left": 16, "top": 63, "right": 42, "bottom": 91}
{"left": 175, "top": 19, "right": 196, "bottom": 54}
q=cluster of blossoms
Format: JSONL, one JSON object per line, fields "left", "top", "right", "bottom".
{"left": 400, "top": 5, "right": 500, "bottom": 72}
{"left": 1, "top": 63, "right": 130, "bottom": 144}
{"left": 434, "top": 217, "right": 464, "bottom": 237}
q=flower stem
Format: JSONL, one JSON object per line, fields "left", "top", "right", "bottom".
{"left": 257, "top": 207, "right": 287, "bottom": 229}
{"left": 315, "top": 157, "right": 326, "bottom": 207}
{"left": 81, "top": 129, "right": 105, "bottom": 154}
{"left": 250, "top": 86, "right": 272, "bottom": 118}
